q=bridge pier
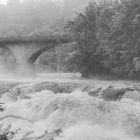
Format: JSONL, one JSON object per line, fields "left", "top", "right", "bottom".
{"left": 6, "top": 44, "right": 47, "bottom": 77}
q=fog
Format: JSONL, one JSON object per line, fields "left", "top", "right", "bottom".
{"left": 0, "top": 0, "right": 90, "bottom": 38}
{"left": 0, "top": 0, "right": 91, "bottom": 78}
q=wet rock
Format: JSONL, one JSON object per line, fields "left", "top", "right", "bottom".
{"left": 101, "top": 86, "right": 134, "bottom": 101}
{"left": 0, "top": 107, "right": 4, "bottom": 112}
{"left": 21, "top": 129, "right": 63, "bottom": 140}
{"left": 33, "top": 82, "right": 81, "bottom": 93}
{"left": 88, "top": 88, "right": 102, "bottom": 97}
{"left": 0, "top": 134, "right": 8, "bottom": 140}
{"left": 43, "top": 129, "right": 63, "bottom": 140}
{"left": 0, "top": 82, "right": 21, "bottom": 98}
{"left": 0, "top": 103, "right": 5, "bottom": 112}
{"left": 82, "top": 85, "right": 93, "bottom": 92}
{"left": 53, "top": 129, "right": 63, "bottom": 136}
{"left": 8, "top": 86, "right": 31, "bottom": 100}
{"left": 0, "top": 125, "right": 19, "bottom": 140}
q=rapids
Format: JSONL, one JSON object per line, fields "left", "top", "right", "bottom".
{"left": 0, "top": 73, "right": 140, "bottom": 140}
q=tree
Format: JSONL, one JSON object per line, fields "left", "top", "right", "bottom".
{"left": 56, "top": 42, "right": 77, "bottom": 72}
{"left": 108, "top": 0, "right": 140, "bottom": 76}
{"left": 67, "top": 2, "right": 109, "bottom": 77}
{"left": 67, "top": 0, "right": 140, "bottom": 78}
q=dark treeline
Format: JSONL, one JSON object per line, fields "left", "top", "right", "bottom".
{"left": 58, "top": 0, "right": 140, "bottom": 78}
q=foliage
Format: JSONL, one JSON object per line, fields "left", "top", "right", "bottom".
{"left": 67, "top": 1, "right": 110, "bottom": 76}
{"left": 66, "top": 0, "right": 140, "bottom": 78}
{"left": 38, "top": 50, "right": 57, "bottom": 70}
{"left": 56, "top": 42, "right": 77, "bottom": 72}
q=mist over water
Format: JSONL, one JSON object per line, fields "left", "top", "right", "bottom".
{"left": 0, "top": 53, "right": 139, "bottom": 140}
{"left": 0, "top": 28, "right": 138, "bottom": 140}
{"left": 0, "top": 0, "right": 140, "bottom": 139}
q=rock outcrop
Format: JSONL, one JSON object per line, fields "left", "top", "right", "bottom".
{"left": 101, "top": 86, "right": 134, "bottom": 101}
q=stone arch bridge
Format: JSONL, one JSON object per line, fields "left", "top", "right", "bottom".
{"left": 0, "top": 36, "right": 72, "bottom": 76}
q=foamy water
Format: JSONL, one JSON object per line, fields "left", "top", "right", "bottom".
{"left": 0, "top": 73, "right": 140, "bottom": 140}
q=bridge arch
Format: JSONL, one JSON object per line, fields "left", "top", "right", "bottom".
{"left": 0, "top": 36, "right": 72, "bottom": 76}
{"left": 0, "top": 44, "right": 17, "bottom": 71}
{"left": 0, "top": 44, "right": 17, "bottom": 60}
{"left": 28, "top": 43, "right": 58, "bottom": 64}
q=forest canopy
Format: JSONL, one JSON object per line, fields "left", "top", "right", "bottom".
{"left": 65, "top": 0, "right": 140, "bottom": 78}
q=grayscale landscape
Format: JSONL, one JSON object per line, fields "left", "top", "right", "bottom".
{"left": 0, "top": 0, "right": 140, "bottom": 140}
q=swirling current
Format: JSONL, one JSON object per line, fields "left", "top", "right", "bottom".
{"left": 0, "top": 73, "right": 140, "bottom": 140}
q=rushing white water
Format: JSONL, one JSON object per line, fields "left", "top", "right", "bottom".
{"left": 0, "top": 73, "right": 140, "bottom": 140}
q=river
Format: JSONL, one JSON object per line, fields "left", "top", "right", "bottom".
{"left": 0, "top": 73, "right": 140, "bottom": 140}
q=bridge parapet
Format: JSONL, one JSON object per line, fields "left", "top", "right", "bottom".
{"left": 0, "top": 35, "right": 73, "bottom": 45}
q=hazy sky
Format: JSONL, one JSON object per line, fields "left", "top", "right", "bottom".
{"left": 0, "top": 0, "right": 8, "bottom": 5}
{"left": 0, "top": 0, "right": 63, "bottom": 5}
